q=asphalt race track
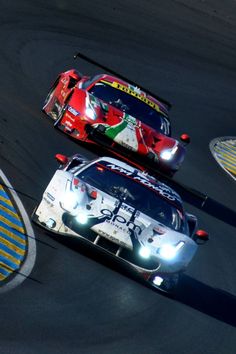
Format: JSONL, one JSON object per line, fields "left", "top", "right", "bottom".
{"left": 1, "top": 1, "right": 236, "bottom": 353}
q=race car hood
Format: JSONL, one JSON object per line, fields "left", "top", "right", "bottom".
{"left": 36, "top": 163, "right": 197, "bottom": 269}
{"left": 93, "top": 104, "right": 180, "bottom": 155}
{"left": 103, "top": 107, "right": 144, "bottom": 152}
{"left": 139, "top": 122, "right": 180, "bottom": 152}
{"left": 86, "top": 192, "right": 195, "bottom": 259}
{"left": 90, "top": 197, "right": 145, "bottom": 249}
{"left": 68, "top": 89, "right": 180, "bottom": 156}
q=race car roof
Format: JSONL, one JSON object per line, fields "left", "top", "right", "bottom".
{"left": 94, "top": 74, "right": 169, "bottom": 117}
{"left": 94, "top": 156, "right": 183, "bottom": 208}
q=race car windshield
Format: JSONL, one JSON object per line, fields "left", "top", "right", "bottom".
{"left": 77, "top": 162, "right": 185, "bottom": 232}
{"left": 88, "top": 81, "right": 170, "bottom": 136}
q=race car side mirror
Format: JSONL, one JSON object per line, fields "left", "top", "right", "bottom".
{"left": 194, "top": 229, "right": 209, "bottom": 244}
{"left": 180, "top": 133, "right": 190, "bottom": 144}
{"left": 55, "top": 154, "right": 69, "bottom": 165}
{"left": 89, "top": 190, "right": 98, "bottom": 199}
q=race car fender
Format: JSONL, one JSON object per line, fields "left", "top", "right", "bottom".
{"left": 36, "top": 170, "right": 73, "bottom": 231}
{"left": 141, "top": 225, "right": 198, "bottom": 273}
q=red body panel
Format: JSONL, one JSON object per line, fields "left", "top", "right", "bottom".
{"left": 43, "top": 69, "right": 187, "bottom": 176}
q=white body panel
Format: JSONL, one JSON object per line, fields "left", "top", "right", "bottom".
{"left": 112, "top": 123, "right": 139, "bottom": 151}
{"left": 35, "top": 157, "right": 198, "bottom": 276}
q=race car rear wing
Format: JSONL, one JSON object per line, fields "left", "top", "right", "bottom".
{"left": 74, "top": 52, "right": 172, "bottom": 111}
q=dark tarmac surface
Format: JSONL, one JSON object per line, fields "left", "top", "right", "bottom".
{"left": 0, "top": 1, "right": 236, "bottom": 353}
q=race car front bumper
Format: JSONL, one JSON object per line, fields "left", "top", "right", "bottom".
{"left": 32, "top": 201, "right": 185, "bottom": 293}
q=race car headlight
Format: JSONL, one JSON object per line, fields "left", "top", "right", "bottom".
{"left": 75, "top": 211, "right": 88, "bottom": 225}
{"left": 85, "top": 107, "right": 97, "bottom": 120}
{"left": 158, "top": 241, "right": 185, "bottom": 260}
{"left": 139, "top": 246, "right": 151, "bottom": 259}
{"left": 160, "top": 145, "right": 178, "bottom": 161}
{"left": 63, "top": 191, "right": 78, "bottom": 212}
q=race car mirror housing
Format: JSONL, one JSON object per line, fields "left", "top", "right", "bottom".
{"left": 194, "top": 229, "right": 209, "bottom": 244}
{"left": 89, "top": 190, "right": 98, "bottom": 199}
{"left": 180, "top": 133, "right": 190, "bottom": 144}
{"left": 55, "top": 154, "right": 69, "bottom": 165}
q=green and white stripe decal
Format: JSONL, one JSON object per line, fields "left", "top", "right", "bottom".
{"left": 210, "top": 137, "right": 236, "bottom": 180}
{"left": 105, "top": 120, "right": 128, "bottom": 139}
{"left": 105, "top": 114, "right": 139, "bottom": 151}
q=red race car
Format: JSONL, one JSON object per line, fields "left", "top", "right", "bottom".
{"left": 43, "top": 55, "right": 190, "bottom": 176}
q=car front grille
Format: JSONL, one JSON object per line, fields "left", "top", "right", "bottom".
{"left": 63, "top": 213, "right": 159, "bottom": 271}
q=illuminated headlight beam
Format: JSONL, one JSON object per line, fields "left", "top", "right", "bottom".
{"left": 158, "top": 241, "right": 185, "bottom": 260}
{"left": 76, "top": 211, "right": 88, "bottom": 225}
{"left": 139, "top": 246, "right": 151, "bottom": 259}
{"left": 153, "top": 276, "right": 164, "bottom": 286}
{"left": 62, "top": 191, "right": 78, "bottom": 212}
{"left": 160, "top": 145, "right": 178, "bottom": 161}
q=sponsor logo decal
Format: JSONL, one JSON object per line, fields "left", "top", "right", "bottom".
{"left": 61, "top": 77, "right": 68, "bottom": 85}
{"left": 120, "top": 203, "right": 140, "bottom": 216}
{"left": 100, "top": 208, "right": 142, "bottom": 235}
{"left": 97, "top": 229, "right": 129, "bottom": 248}
{"left": 68, "top": 106, "right": 80, "bottom": 116}
{"left": 65, "top": 120, "right": 73, "bottom": 127}
{"left": 101, "top": 80, "right": 164, "bottom": 114}
{"left": 46, "top": 192, "right": 55, "bottom": 201}
{"left": 105, "top": 163, "right": 180, "bottom": 202}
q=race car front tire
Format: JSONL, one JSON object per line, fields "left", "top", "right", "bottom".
{"left": 54, "top": 91, "right": 74, "bottom": 128}
{"left": 42, "top": 78, "right": 60, "bottom": 118}
{"left": 54, "top": 104, "right": 67, "bottom": 128}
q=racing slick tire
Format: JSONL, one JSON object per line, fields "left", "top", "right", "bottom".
{"left": 53, "top": 104, "right": 67, "bottom": 128}
{"left": 42, "top": 78, "right": 60, "bottom": 119}
{"left": 54, "top": 91, "right": 73, "bottom": 129}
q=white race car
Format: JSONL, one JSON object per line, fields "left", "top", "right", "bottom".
{"left": 32, "top": 154, "right": 208, "bottom": 292}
